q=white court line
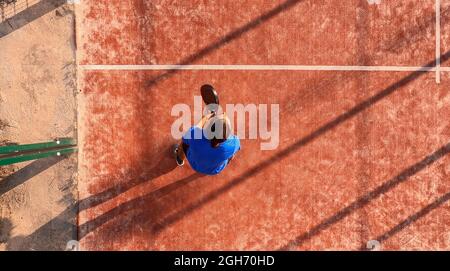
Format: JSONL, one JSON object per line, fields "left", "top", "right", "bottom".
{"left": 81, "top": 65, "right": 438, "bottom": 72}
{"left": 436, "top": 0, "right": 441, "bottom": 83}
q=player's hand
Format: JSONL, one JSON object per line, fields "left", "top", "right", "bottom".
{"left": 200, "top": 113, "right": 215, "bottom": 127}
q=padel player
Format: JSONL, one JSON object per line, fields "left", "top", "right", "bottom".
{"left": 173, "top": 113, "right": 240, "bottom": 175}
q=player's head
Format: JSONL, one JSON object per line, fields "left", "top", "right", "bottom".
{"left": 204, "top": 113, "right": 232, "bottom": 147}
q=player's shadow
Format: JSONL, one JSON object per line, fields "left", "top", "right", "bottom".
{"left": 77, "top": 144, "right": 182, "bottom": 213}
{"left": 77, "top": 171, "right": 204, "bottom": 240}
{"left": 0, "top": 0, "right": 66, "bottom": 38}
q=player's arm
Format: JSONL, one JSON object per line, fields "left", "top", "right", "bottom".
{"left": 227, "top": 138, "right": 240, "bottom": 164}
{"left": 195, "top": 113, "right": 214, "bottom": 128}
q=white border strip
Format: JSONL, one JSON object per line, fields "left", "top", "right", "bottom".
{"left": 81, "top": 65, "right": 438, "bottom": 72}
{"left": 436, "top": 0, "right": 441, "bottom": 83}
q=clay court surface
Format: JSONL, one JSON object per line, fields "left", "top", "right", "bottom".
{"left": 76, "top": 0, "right": 450, "bottom": 250}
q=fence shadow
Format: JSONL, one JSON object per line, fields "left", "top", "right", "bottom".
{"left": 0, "top": 155, "right": 65, "bottom": 197}
{"left": 278, "top": 142, "right": 450, "bottom": 250}
{"left": 145, "top": 0, "right": 305, "bottom": 87}
{"left": 360, "top": 190, "right": 450, "bottom": 250}
{"left": 0, "top": 0, "right": 66, "bottom": 38}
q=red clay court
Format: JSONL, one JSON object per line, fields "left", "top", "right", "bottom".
{"left": 76, "top": 0, "right": 450, "bottom": 250}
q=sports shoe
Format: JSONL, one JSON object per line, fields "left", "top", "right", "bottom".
{"left": 173, "top": 144, "right": 184, "bottom": 166}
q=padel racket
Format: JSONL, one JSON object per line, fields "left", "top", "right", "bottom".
{"left": 200, "top": 84, "right": 220, "bottom": 114}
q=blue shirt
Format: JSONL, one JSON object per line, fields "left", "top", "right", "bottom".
{"left": 182, "top": 126, "right": 241, "bottom": 175}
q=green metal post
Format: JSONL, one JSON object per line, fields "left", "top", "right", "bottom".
{"left": 0, "top": 138, "right": 77, "bottom": 166}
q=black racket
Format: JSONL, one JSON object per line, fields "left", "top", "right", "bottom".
{"left": 200, "top": 84, "right": 220, "bottom": 114}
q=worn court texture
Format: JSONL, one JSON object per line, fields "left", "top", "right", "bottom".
{"left": 76, "top": 0, "right": 450, "bottom": 250}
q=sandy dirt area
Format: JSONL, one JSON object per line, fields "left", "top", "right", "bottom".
{"left": 0, "top": 0, "right": 77, "bottom": 251}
